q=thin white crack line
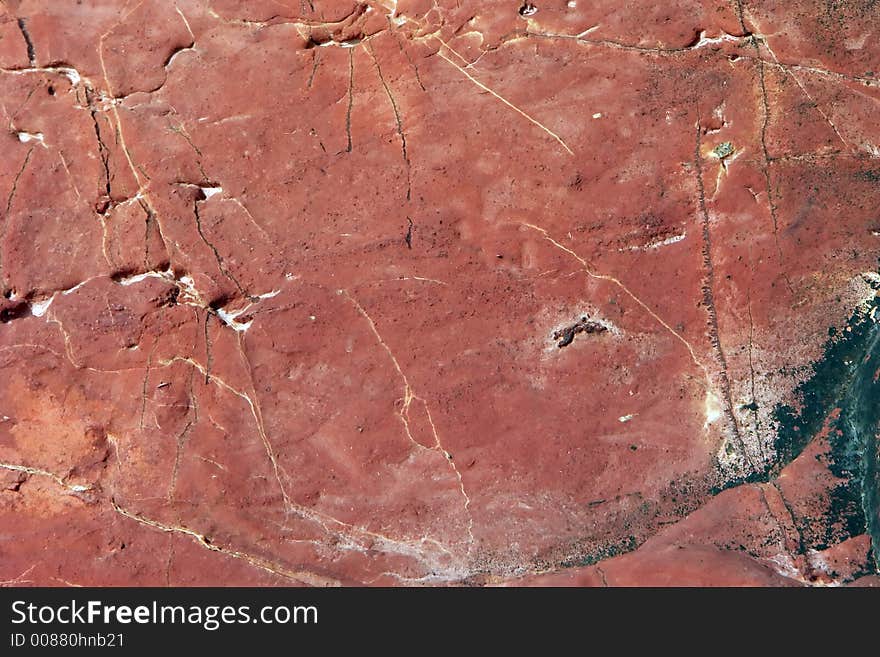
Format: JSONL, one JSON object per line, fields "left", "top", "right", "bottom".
{"left": 174, "top": 3, "right": 195, "bottom": 41}
{"left": 521, "top": 222, "right": 712, "bottom": 385}
{"left": 222, "top": 197, "right": 271, "bottom": 240}
{"left": 738, "top": 6, "right": 852, "bottom": 152}
{"left": 97, "top": 9, "right": 176, "bottom": 263}
{"left": 111, "top": 501, "right": 341, "bottom": 586}
{"left": 0, "top": 564, "right": 36, "bottom": 586}
{"left": 159, "top": 355, "right": 461, "bottom": 566}
{"left": 340, "top": 289, "right": 476, "bottom": 548}
{"left": 50, "top": 577, "right": 83, "bottom": 587}
{"left": 157, "top": 356, "right": 292, "bottom": 509}
{"left": 392, "top": 11, "right": 572, "bottom": 155}
{"left": 759, "top": 39, "right": 850, "bottom": 150}
{"left": 0, "top": 462, "right": 92, "bottom": 493}
{"left": 435, "top": 50, "right": 574, "bottom": 156}
{"left": 356, "top": 276, "right": 448, "bottom": 287}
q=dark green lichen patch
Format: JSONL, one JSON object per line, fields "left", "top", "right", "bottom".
{"left": 770, "top": 281, "right": 880, "bottom": 570}
{"left": 822, "top": 483, "right": 867, "bottom": 545}
{"left": 864, "top": 407, "right": 880, "bottom": 571}
{"left": 711, "top": 141, "right": 735, "bottom": 159}
{"left": 854, "top": 169, "right": 880, "bottom": 184}
{"left": 772, "top": 296, "right": 879, "bottom": 471}
{"left": 546, "top": 289, "right": 880, "bottom": 575}
{"left": 558, "top": 535, "right": 639, "bottom": 569}
{"left": 826, "top": 317, "right": 880, "bottom": 568}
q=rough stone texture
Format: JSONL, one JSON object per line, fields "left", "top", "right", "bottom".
{"left": 0, "top": 0, "right": 878, "bottom": 587}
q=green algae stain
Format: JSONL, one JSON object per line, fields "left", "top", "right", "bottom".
{"left": 772, "top": 309, "right": 877, "bottom": 468}
{"left": 831, "top": 321, "right": 880, "bottom": 569}
{"left": 771, "top": 280, "right": 880, "bottom": 570}
{"left": 711, "top": 142, "right": 735, "bottom": 159}
{"left": 559, "top": 535, "right": 638, "bottom": 569}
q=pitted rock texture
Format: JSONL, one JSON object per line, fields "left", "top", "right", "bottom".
{"left": 1, "top": 0, "right": 879, "bottom": 586}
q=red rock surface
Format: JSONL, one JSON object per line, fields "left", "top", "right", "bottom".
{"left": 1, "top": 0, "right": 878, "bottom": 586}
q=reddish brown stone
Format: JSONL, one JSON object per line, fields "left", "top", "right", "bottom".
{"left": 1, "top": 0, "right": 878, "bottom": 586}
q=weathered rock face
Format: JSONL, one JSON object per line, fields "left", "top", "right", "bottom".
{"left": 0, "top": 0, "right": 878, "bottom": 587}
